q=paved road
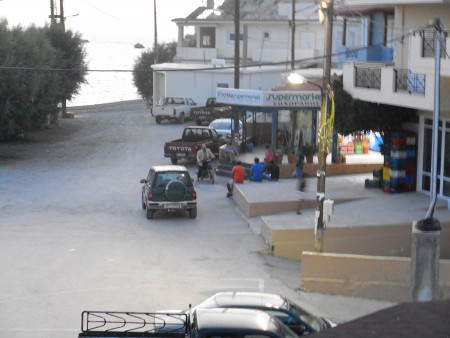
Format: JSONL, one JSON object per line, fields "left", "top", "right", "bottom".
{"left": 0, "top": 101, "right": 392, "bottom": 338}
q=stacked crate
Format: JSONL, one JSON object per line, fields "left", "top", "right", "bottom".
{"left": 382, "top": 142, "right": 391, "bottom": 193}
{"left": 382, "top": 131, "right": 417, "bottom": 194}
{"left": 390, "top": 132, "right": 406, "bottom": 193}
{"left": 404, "top": 133, "right": 417, "bottom": 191}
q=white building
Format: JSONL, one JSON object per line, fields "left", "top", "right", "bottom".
{"left": 152, "top": 0, "right": 450, "bottom": 201}
{"left": 341, "top": 0, "right": 450, "bottom": 200}
{"left": 153, "top": 0, "right": 357, "bottom": 105}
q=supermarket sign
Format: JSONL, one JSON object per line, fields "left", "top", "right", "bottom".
{"left": 216, "top": 88, "right": 321, "bottom": 108}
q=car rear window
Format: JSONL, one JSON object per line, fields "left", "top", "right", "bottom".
{"left": 154, "top": 171, "right": 192, "bottom": 187}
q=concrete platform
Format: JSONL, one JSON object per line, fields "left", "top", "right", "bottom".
{"left": 231, "top": 171, "right": 450, "bottom": 302}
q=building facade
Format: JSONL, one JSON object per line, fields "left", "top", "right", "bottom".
{"left": 341, "top": 0, "right": 450, "bottom": 200}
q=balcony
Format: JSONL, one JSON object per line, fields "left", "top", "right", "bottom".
{"left": 337, "top": 45, "right": 393, "bottom": 68}
{"left": 175, "top": 47, "right": 218, "bottom": 63}
{"left": 410, "top": 33, "right": 450, "bottom": 76}
{"left": 343, "top": 63, "right": 449, "bottom": 112}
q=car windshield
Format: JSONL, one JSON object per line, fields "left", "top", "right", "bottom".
{"left": 270, "top": 317, "right": 299, "bottom": 338}
{"left": 286, "top": 300, "right": 325, "bottom": 332}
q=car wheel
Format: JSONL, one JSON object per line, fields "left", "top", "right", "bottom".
{"left": 171, "top": 158, "right": 178, "bottom": 165}
{"left": 146, "top": 208, "right": 154, "bottom": 219}
{"left": 141, "top": 190, "right": 146, "bottom": 209}
{"left": 155, "top": 116, "right": 162, "bottom": 124}
{"left": 178, "top": 113, "right": 185, "bottom": 123}
{"left": 189, "top": 208, "right": 197, "bottom": 219}
{"left": 165, "top": 180, "right": 187, "bottom": 202}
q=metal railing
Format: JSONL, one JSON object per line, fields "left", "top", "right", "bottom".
{"left": 394, "top": 69, "right": 426, "bottom": 95}
{"left": 422, "top": 30, "right": 447, "bottom": 58}
{"left": 355, "top": 66, "right": 381, "bottom": 89}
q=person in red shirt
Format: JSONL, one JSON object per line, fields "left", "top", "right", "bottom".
{"left": 226, "top": 161, "right": 245, "bottom": 197}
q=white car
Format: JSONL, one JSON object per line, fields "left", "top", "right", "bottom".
{"left": 209, "top": 118, "right": 243, "bottom": 138}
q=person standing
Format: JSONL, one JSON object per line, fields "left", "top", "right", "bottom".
{"left": 294, "top": 151, "right": 306, "bottom": 214}
{"left": 249, "top": 157, "right": 264, "bottom": 182}
{"left": 292, "top": 150, "right": 305, "bottom": 178}
{"left": 226, "top": 160, "right": 245, "bottom": 197}
{"left": 263, "top": 160, "right": 279, "bottom": 181}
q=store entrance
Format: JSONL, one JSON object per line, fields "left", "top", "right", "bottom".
{"left": 421, "top": 117, "right": 450, "bottom": 199}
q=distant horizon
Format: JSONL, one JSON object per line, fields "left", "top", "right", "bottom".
{"left": 0, "top": 0, "right": 225, "bottom": 45}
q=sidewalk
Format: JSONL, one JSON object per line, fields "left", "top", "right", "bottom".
{"left": 230, "top": 151, "right": 450, "bottom": 323}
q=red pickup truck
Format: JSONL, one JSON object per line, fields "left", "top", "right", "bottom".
{"left": 164, "top": 126, "right": 226, "bottom": 164}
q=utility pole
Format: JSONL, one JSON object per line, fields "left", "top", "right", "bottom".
{"left": 59, "top": 0, "right": 65, "bottom": 30}
{"left": 154, "top": 0, "right": 159, "bottom": 63}
{"left": 315, "top": 0, "right": 333, "bottom": 252}
{"left": 234, "top": 0, "right": 240, "bottom": 89}
{"left": 50, "top": 0, "right": 56, "bottom": 25}
{"left": 411, "top": 17, "right": 442, "bottom": 302}
{"left": 291, "top": 0, "right": 295, "bottom": 70}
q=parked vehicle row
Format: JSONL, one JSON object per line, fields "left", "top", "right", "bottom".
{"left": 190, "top": 97, "right": 231, "bottom": 125}
{"left": 78, "top": 292, "right": 338, "bottom": 337}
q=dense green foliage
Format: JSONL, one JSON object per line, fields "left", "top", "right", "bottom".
{"left": 132, "top": 42, "right": 177, "bottom": 103}
{"left": 333, "top": 79, "right": 415, "bottom": 137}
{"left": 0, "top": 20, "right": 87, "bottom": 141}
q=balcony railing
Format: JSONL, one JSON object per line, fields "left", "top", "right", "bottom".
{"left": 394, "top": 69, "right": 426, "bottom": 95}
{"left": 355, "top": 66, "right": 381, "bottom": 89}
{"left": 422, "top": 30, "right": 448, "bottom": 58}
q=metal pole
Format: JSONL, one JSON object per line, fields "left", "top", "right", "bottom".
{"left": 291, "top": 0, "right": 295, "bottom": 70}
{"left": 315, "top": 0, "right": 333, "bottom": 252}
{"left": 234, "top": 0, "right": 240, "bottom": 89}
{"left": 411, "top": 17, "right": 442, "bottom": 302}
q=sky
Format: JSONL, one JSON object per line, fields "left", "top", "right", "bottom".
{"left": 0, "top": 0, "right": 224, "bottom": 45}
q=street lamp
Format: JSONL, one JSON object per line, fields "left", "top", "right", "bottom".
{"left": 287, "top": 72, "right": 334, "bottom": 252}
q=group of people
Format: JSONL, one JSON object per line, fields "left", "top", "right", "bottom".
{"left": 197, "top": 142, "right": 306, "bottom": 213}
{"left": 226, "top": 144, "right": 280, "bottom": 198}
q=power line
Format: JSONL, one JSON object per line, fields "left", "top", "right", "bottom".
{"left": 0, "top": 22, "right": 441, "bottom": 74}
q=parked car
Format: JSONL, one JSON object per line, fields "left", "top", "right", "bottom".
{"left": 191, "top": 97, "right": 232, "bottom": 125}
{"left": 140, "top": 165, "right": 197, "bottom": 219}
{"left": 79, "top": 307, "right": 299, "bottom": 338}
{"left": 152, "top": 96, "right": 197, "bottom": 124}
{"left": 191, "top": 308, "right": 299, "bottom": 338}
{"left": 165, "top": 291, "right": 337, "bottom": 336}
{"left": 209, "top": 118, "right": 243, "bottom": 138}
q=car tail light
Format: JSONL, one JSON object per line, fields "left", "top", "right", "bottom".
{"left": 147, "top": 192, "right": 153, "bottom": 201}
{"left": 192, "top": 191, "right": 197, "bottom": 200}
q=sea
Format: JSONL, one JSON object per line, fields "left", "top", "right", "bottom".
{"left": 67, "top": 40, "right": 147, "bottom": 107}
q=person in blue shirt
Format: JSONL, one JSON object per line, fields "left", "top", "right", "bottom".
{"left": 249, "top": 157, "right": 264, "bottom": 182}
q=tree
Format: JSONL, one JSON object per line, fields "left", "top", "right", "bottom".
{"left": 0, "top": 21, "right": 87, "bottom": 141}
{"left": 333, "top": 78, "right": 415, "bottom": 137}
{"left": 132, "top": 42, "right": 177, "bottom": 104}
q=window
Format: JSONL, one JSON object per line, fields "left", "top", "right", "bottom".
{"left": 264, "top": 32, "right": 269, "bottom": 39}
{"left": 230, "top": 33, "right": 243, "bottom": 41}
{"left": 200, "top": 27, "right": 215, "bottom": 48}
